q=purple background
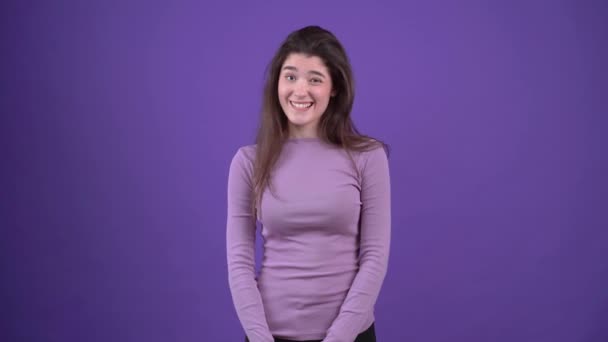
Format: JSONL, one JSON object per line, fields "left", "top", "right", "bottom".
{"left": 2, "top": 1, "right": 607, "bottom": 341}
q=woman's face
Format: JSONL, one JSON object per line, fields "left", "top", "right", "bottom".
{"left": 278, "top": 53, "right": 335, "bottom": 138}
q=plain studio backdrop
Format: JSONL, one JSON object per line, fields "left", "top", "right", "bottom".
{"left": 1, "top": 0, "right": 606, "bottom": 341}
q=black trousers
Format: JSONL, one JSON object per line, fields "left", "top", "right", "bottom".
{"left": 245, "top": 323, "right": 376, "bottom": 342}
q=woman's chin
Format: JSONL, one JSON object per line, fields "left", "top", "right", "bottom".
{"left": 286, "top": 115, "right": 311, "bottom": 126}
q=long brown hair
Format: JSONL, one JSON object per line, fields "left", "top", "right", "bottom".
{"left": 252, "top": 25, "right": 389, "bottom": 217}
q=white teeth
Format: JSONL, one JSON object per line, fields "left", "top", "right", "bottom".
{"left": 290, "top": 101, "right": 313, "bottom": 109}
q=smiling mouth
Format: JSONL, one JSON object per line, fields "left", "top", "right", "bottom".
{"left": 290, "top": 101, "right": 314, "bottom": 109}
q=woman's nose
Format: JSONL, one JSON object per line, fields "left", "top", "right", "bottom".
{"left": 293, "top": 79, "right": 308, "bottom": 96}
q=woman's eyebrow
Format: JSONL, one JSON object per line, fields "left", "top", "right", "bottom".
{"left": 308, "top": 70, "right": 326, "bottom": 78}
{"left": 282, "top": 66, "right": 327, "bottom": 78}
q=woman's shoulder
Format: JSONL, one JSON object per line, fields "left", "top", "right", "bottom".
{"left": 352, "top": 142, "right": 390, "bottom": 186}
{"left": 350, "top": 138, "right": 389, "bottom": 160}
{"left": 235, "top": 144, "right": 257, "bottom": 159}
{"left": 229, "top": 144, "right": 257, "bottom": 173}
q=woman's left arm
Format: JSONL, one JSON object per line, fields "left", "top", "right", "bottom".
{"left": 323, "top": 146, "right": 392, "bottom": 342}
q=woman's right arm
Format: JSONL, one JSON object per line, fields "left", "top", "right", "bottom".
{"left": 226, "top": 147, "right": 274, "bottom": 342}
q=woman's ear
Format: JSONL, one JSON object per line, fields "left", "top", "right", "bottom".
{"left": 331, "top": 90, "right": 337, "bottom": 97}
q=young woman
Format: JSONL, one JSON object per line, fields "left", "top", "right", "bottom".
{"left": 226, "top": 26, "right": 391, "bottom": 342}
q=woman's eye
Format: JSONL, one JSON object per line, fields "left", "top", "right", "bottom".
{"left": 285, "top": 75, "right": 296, "bottom": 81}
{"left": 310, "top": 78, "right": 322, "bottom": 84}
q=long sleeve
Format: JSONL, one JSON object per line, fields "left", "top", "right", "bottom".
{"left": 323, "top": 147, "right": 392, "bottom": 342}
{"left": 226, "top": 147, "right": 274, "bottom": 342}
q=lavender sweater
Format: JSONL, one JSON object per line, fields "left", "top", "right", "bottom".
{"left": 226, "top": 138, "right": 391, "bottom": 342}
